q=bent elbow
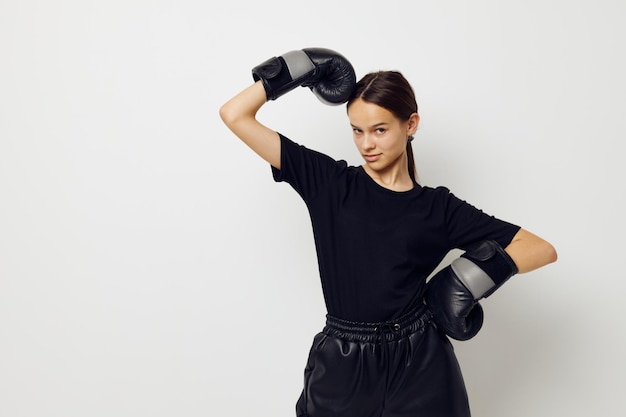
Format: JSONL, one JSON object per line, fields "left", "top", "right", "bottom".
{"left": 536, "top": 240, "right": 558, "bottom": 268}
{"left": 219, "top": 102, "right": 236, "bottom": 127}
{"left": 546, "top": 242, "right": 558, "bottom": 264}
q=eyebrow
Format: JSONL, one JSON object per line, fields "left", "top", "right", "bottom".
{"left": 351, "top": 122, "right": 389, "bottom": 129}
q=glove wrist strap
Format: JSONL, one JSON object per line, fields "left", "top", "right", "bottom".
{"left": 451, "top": 240, "right": 518, "bottom": 299}
{"left": 252, "top": 51, "right": 315, "bottom": 101}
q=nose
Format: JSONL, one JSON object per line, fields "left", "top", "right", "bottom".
{"left": 360, "top": 134, "right": 375, "bottom": 151}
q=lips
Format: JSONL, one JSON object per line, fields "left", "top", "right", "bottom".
{"left": 364, "top": 154, "right": 381, "bottom": 162}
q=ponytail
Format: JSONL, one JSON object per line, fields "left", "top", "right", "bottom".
{"left": 406, "top": 139, "right": 419, "bottom": 184}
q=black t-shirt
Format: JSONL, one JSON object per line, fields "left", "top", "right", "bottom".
{"left": 272, "top": 134, "right": 521, "bottom": 322}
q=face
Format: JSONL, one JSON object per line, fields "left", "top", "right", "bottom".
{"left": 348, "top": 98, "right": 419, "bottom": 174}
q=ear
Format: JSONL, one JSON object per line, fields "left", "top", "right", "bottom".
{"left": 407, "top": 112, "right": 420, "bottom": 136}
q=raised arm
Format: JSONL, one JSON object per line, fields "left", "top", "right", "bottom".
{"left": 219, "top": 48, "right": 357, "bottom": 169}
{"left": 219, "top": 81, "right": 281, "bottom": 168}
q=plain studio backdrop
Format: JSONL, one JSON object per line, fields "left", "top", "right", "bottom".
{"left": 1, "top": 0, "right": 625, "bottom": 416}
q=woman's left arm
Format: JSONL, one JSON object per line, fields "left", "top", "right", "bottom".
{"left": 504, "top": 228, "right": 558, "bottom": 274}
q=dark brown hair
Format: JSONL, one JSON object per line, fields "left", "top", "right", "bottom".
{"left": 347, "top": 71, "right": 419, "bottom": 183}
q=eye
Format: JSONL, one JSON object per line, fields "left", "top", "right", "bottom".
{"left": 352, "top": 128, "right": 363, "bottom": 134}
{"left": 376, "top": 127, "right": 386, "bottom": 134}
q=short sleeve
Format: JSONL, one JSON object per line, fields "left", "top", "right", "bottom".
{"left": 271, "top": 133, "right": 347, "bottom": 203}
{"left": 441, "top": 187, "right": 521, "bottom": 250}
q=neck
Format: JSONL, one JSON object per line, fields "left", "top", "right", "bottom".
{"left": 362, "top": 155, "right": 414, "bottom": 192}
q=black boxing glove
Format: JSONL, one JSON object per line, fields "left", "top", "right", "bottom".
{"left": 251, "top": 48, "right": 356, "bottom": 105}
{"left": 425, "top": 240, "right": 518, "bottom": 341}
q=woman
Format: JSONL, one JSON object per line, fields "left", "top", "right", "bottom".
{"left": 220, "top": 48, "right": 557, "bottom": 417}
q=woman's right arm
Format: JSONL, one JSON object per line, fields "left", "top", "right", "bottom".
{"left": 220, "top": 48, "right": 356, "bottom": 169}
{"left": 219, "top": 81, "right": 282, "bottom": 169}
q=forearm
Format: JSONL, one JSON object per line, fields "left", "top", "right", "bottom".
{"left": 504, "top": 228, "right": 558, "bottom": 274}
{"left": 426, "top": 229, "right": 556, "bottom": 340}
{"left": 219, "top": 81, "right": 267, "bottom": 130}
{"left": 219, "top": 81, "right": 281, "bottom": 168}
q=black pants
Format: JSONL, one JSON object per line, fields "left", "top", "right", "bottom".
{"left": 296, "top": 305, "right": 471, "bottom": 417}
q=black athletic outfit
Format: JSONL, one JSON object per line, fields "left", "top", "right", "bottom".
{"left": 271, "top": 134, "right": 520, "bottom": 417}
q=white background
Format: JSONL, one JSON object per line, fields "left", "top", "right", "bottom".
{"left": 1, "top": 1, "right": 625, "bottom": 416}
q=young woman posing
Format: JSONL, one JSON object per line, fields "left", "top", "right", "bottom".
{"left": 220, "top": 48, "right": 557, "bottom": 417}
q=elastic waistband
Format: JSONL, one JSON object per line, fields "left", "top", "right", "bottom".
{"left": 323, "top": 304, "right": 433, "bottom": 343}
